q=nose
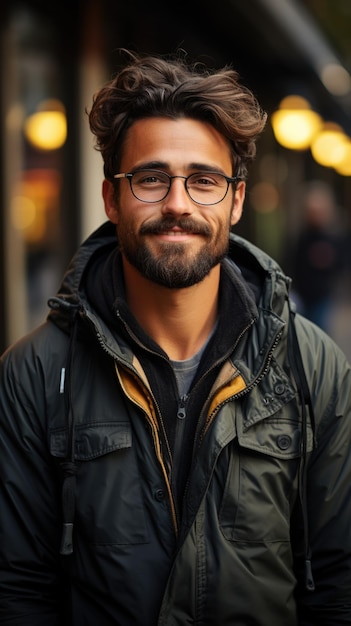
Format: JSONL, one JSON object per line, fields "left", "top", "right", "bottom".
{"left": 161, "top": 176, "right": 195, "bottom": 216}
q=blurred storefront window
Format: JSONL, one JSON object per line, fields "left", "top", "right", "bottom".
{"left": 2, "top": 8, "right": 67, "bottom": 343}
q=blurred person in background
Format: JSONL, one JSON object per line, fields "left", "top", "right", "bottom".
{"left": 292, "top": 180, "right": 347, "bottom": 333}
{"left": 1, "top": 51, "right": 351, "bottom": 625}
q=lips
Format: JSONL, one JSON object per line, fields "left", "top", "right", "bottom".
{"left": 160, "top": 228, "right": 195, "bottom": 236}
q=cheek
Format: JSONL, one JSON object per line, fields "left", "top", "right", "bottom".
{"left": 116, "top": 209, "right": 146, "bottom": 240}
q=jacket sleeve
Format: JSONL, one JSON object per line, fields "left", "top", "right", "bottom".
{"left": 0, "top": 333, "right": 64, "bottom": 625}
{"left": 294, "top": 316, "right": 351, "bottom": 625}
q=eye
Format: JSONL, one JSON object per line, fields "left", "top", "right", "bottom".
{"left": 133, "top": 170, "right": 169, "bottom": 186}
{"left": 188, "top": 172, "right": 224, "bottom": 187}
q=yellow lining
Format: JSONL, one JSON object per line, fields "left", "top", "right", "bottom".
{"left": 207, "top": 373, "right": 247, "bottom": 417}
{"left": 115, "top": 362, "right": 178, "bottom": 534}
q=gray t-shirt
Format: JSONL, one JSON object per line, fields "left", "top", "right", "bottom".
{"left": 171, "top": 322, "right": 218, "bottom": 398}
{"left": 171, "top": 350, "right": 203, "bottom": 399}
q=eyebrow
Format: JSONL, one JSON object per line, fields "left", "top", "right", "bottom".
{"left": 130, "top": 161, "right": 228, "bottom": 175}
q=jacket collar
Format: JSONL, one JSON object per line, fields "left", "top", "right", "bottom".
{"left": 48, "top": 221, "right": 290, "bottom": 373}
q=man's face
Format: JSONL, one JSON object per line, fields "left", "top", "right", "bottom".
{"left": 103, "top": 117, "right": 245, "bottom": 289}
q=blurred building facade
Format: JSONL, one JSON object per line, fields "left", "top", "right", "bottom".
{"left": 1, "top": 0, "right": 351, "bottom": 356}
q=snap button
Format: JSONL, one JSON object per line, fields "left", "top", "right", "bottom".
{"left": 274, "top": 383, "right": 285, "bottom": 395}
{"left": 155, "top": 489, "right": 165, "bottom": 501}
{"left": 277, "top": 434, "right": 292, "bottom": 450}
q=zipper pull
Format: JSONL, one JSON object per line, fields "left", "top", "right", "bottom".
{"left": 177, "top": 394, "right": 189, "bottom": 420}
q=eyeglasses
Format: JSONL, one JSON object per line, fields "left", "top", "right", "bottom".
{"left": 113, "top": 169, "right": 240, "bottom": 205}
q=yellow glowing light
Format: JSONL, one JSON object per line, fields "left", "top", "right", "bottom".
{"left": 335, "top": 142, "right": 351, "bottom": 176}
{"left": 11, "top": 169, "right": 61, "bottom": 243}
{"left": 271, "top": 96, "right": 322, "bottom": 150}
{"left": 24, "top": 99, "right": 67, "bottom": 150}
{"left": 11, "top": 195, "right": 37, "bottom": 230}
{"left": 310, "top": 123, "right": 349, "bottom": 168}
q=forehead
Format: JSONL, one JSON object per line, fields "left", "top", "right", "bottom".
{"left": 120, "top": 117, "right": 232, "bottom": 171}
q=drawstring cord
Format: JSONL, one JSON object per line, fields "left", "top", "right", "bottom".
{"left": 60, "top": 312, "right": 79, "bottom": 556}
{"left": 48, "top": 297, "right": 80, "bottom": 556}
{"left": 288, "top": 302, "right": 316, "bottom": 592}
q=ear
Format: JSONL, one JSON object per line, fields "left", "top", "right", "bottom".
{"left": 230, "top": 181, "right": 245, "bottom": 226}
{"left": 103, "top": 179, "right": 119, "bottom": 224}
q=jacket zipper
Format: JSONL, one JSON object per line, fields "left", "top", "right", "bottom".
{"left": 187, "top": 318, "right": 256, "bottom": 443}
{"left": 177, "top": 394, "right": 189, "bottom": 420}
{"left": 178, "top": 326, "right": 283, "bottom": 517}
{"left": 171, "top": 394, "right": 190, "bottom": 485}
{"left": 200, "top": 328, "right": 283, "bottom": 441}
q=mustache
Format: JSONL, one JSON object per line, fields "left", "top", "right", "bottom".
{"left": 139, "top": 217, "right": 211, "bottom": 237}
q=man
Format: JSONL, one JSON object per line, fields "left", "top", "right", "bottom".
{"left": 1, "top": 51, "right": 351, "bottom": 625}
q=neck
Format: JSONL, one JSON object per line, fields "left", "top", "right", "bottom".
{"left": 122, "top": 259, "right": 220, "bottom": 360}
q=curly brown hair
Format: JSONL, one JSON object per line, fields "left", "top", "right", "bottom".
{"left": 88, "top": 50, "right": 267, "bottom": 181}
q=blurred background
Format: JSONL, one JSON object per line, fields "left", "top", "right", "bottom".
{"left": 1, "top": 0, "right": 351, "bottom": 358}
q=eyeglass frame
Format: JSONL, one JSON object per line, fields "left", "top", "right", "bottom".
{"left": 113, "top": 168, "right": 242, "bottom": 206}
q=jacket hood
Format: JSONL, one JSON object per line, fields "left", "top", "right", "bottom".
{"left": 48, "top": 220, "right": 291, "bottom": 330}
{"left": 48, "top": 222, "right": 118, "bottom": 332}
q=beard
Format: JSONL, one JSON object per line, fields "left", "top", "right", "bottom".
{"left": 116, "top": 216, "right": 230, "bottom": 289}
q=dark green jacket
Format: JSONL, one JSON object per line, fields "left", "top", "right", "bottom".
{"left": 1, "top": 221, "right": 351, "bottom": 625}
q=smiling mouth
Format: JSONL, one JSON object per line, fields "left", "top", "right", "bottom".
{"left": 157, "top": 229, "right": 198, "bottom": 236}
{"left": 140, "top": 218, "right": 211, "bottom": 238}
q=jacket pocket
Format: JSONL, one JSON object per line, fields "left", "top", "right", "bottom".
{"left": 50, "top": 422, "right": 149, "bottom": 545}
{"left": 219, "top": 415, "right": 305, "bottom": 543}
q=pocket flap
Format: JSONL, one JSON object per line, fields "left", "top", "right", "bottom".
{"left": 237, "top": 417, "right": 313, "bottom": 459}
{"left": 50, "top": 422, "right": 132, "bottom": 460}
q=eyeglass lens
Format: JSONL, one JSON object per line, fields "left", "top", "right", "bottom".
{"left": 130, "top": 170, "right": 230, "bottom": 205}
